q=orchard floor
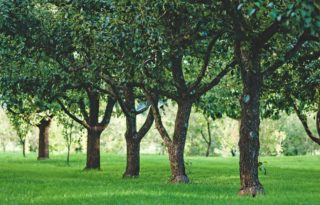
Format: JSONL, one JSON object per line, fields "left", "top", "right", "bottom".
{"left": 0, "top": 153, "right": 319, "bottom": 205}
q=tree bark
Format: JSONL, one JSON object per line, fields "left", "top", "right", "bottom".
{"left": 85, "top": 129, "right": 102, "bottom": 170}
{"left": 168, "top": 101, "right": 192, "bottom": 183}
{"left": 22, "top": 141, "right": 26, "bottom": 158}
{"left": 206, "top": 119, "right": 212, "bottom": 157}
{"left": 317, "top": 110, "right": 320, "bottom": 137}
{"left": 238, "top": 52, "right": 264, "bottom": 196}
{"left": 37, "top": 118, "right": 51, "bottom": 160}
{"left": 123, "top": 138, "right": 140, "bottom": 178}
{"left": 67, "top": 144, "right": 71, "bottom": 165}
{"left": 206, "top": 143, "right": 211, "bottom": 157}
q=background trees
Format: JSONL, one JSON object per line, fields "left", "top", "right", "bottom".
{"left": 0, "top": 0, "right": 319, "bottom": 197}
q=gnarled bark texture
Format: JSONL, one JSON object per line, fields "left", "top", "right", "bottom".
{"left": 37, "top": 117, "right": 51, "bottom": 160}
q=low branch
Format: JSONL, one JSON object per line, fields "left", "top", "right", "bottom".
{"left": 137, "top": 108, "right": 155, "bottom": 141}
{"left": 290, "top": 97, "right": 320, "bottom": 145}
{"left": 144, "top": 90, "right": 172, "bottom": 146}
{"left": 99, "top": 97, "right": 116, "bottom": 127}
{"left": 57, "top": 99, "right": 90, "bottom": 129}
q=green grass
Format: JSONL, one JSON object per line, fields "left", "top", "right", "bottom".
{"left": 0, "top": 153, "right": 319, "bottom": 205}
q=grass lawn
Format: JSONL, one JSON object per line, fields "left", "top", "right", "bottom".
{"left": 0, "top": 153, "right": 319, "bottom": 205}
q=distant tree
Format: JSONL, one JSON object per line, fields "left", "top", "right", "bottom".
{"left": 58, "top": 113, "right": 84, "bottom": 165}
{"left": 7, "top": 113, "right": 31, "bottom": 157}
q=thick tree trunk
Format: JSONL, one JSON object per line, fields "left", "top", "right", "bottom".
{"left": 123, "top": 108, "right": 142, "bottom": 177}
{"left": 85, "top": 129, "right": 102, "bottom": 170}
{"left": 168, "top": 101, "right": 192, "bottom": 183}
{"left": 123, "top": 138, "right": 140, "bottom": 178}
{"left": 238, "top": 54, "right": 264, "bottom": 196}
{"left": 37, "top": 118, "right": 51, "bottom": 160}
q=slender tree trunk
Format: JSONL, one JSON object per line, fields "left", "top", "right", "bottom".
{"left": 316, "top": 110, "right": 320, "bottom": 137}
{"left": 37, "top": 118, "right": 51, "bottom": 160}
{"left": 238, "top": 53, "right": 264, "bottom": 196}
{"left": 1, "top": 142, "right": 5, "bottom": 152}
{"left": 205, "top": 143, "right": 211, "bottom": 157}
{"left": 22, "top": 141, "right": 26, "bottom": 158}
{"left": 85, "top": 129, "right": 102, "bottom": 170}
{"left": 67, "top": 144, "right": 71, "bottom": 165}
{"left": 168, "top": 101, "right": 192, "bottom": 183}
{"left": 206, "top": 119, "right": 212, "bottom": 157}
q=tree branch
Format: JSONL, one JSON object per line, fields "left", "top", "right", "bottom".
{"left": 188, "top": 32, "right": 224, "bottom": 92}
{"left": 144, "top": 90, "right": 172, "bottom": 145}
{"left": 137, "top": 108, "right": 155, "bottom": 141}
{"left": 57, "top": 99, "right": 90, "bottom": 129}
{"left": 99, "top": 96, "right": 116, "bottom": 127}
{"left": 78, "top": 98, "right": 89, "bottom": 122}
{"left": 290, "top": 97, "right": 320, "bottom": 145}
{"left": 263, "top": 30, "right": 310, "bottom": 77}
{"left": 200, "top": 130, "right": 209, "bottom": 144}
{"left": 193, "top": 60, "right": 237, "bottom": 99}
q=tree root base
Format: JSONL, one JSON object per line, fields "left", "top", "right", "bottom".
{"left": 238, "top": 185, "right": 265, "bottom": 197}
{"left": 37, "top": 157, "right": 49, "bottom": 160}
{"left": 169, "top": 175, "right": 190, "bottom": 183}
{"left": 122, "top": 173, "right": 140, "bottom": 179}
{"left": 83, "top": 167, "right": 101, "bottom": 171}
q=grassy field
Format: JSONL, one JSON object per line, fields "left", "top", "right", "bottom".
{"left": 0, "top": 153, "right": 319, "bottom": 205}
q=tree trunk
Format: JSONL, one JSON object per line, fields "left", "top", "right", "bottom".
{"left": 1, "top": 142, "right": 5, "bottom": 152}
{"left": 238, "top": 53, "right": 264, "bottom": 196}
{"left": 85, "top": 129, "right": 101, "bottom": 170}
{"left": 205, "top": 143, "right": 210, "bottom": 157}
{"left": 37, "top": 118, "right": 51, "bottom": 160}
{"left": 168, "top": 101, "right": 192, "bottom": 183}
{"left": 22, "top": 141, "right": 26, "bottom": 158}
{"left": 316, "top": 110, "right": 320, "bottom": 137}
{"left": 67, "top": 144, "right": 71, "bottom": 165}
{"left": 123, "top": 138, "right": 140, "bottom": 178}
{"left": 205, "top": 119, "right": 212, "bottom": 157}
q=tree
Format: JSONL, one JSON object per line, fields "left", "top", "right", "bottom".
{"left": 222, "top": 0, "right": 320, "bottom": 195}
{"left": 117, "top": 1, "right": 235, "bottom": 183}
{"left": 0, "top": 0, "right": 117, "bottom": 169}
{"left": 7, "top": 113, "right": 31, "bottom": 157}
{"left": 263, "top": 42, "right": 320, "bottom": 145}
{"left": 58, "top": 113, "right": 84, "bottom": 165}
